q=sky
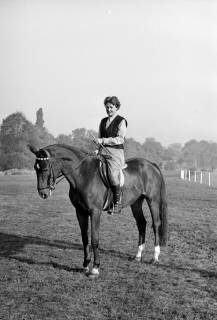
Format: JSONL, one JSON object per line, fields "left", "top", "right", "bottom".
{"left": 0, "top": 0, "right": 217, "bottom": 147}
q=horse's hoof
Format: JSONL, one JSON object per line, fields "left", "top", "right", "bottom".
{"left": 88, "top": 273, "right": 99, "bottom": 280}
{"left": 134, "top": 256, "right": 142, "bottom": 262}
{"left": 149, "top": 258, "right": 159, "bottom": 265}
{"left": 83, "top": 267, "right": 90, "bottom": 275}
{"left": 87, "top": 267, "right": 99, "bottom": 279}
{"left": 128, "top": 256, "right": 141, "bottom": 262}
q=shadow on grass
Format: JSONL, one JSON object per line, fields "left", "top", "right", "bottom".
{"left": 0, "top": 232, "right": 84, "bottom": 273}
{"left": 0, "top": 232, "right": 131, "bottom": 273}
{"left": 7, "top": 255, "right": 85, "bottom": 273}
{"left": 0, "top": 231, "right": 131, "bottom": 260}
{"left": 152, "top": 261, "right": 217, "bottom": 280}
{"left": 0, "top": 232, "right": 83, "bottom": 254}
{"left": 0, "top": 232, "right": 216, "bottom": 279}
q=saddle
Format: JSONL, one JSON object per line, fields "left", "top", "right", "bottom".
{"left": 98, "top": 154, "right": 126, "bottom": 211}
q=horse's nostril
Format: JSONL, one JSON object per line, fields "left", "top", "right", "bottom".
{"left": 39, "top": 192, "right": 48, "bottom": 199}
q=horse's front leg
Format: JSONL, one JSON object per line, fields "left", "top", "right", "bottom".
{"left": 89, "top": 209, "right": 101, "bottom": 279}
{"left": 76, "top": 208, "right": 91, "bottom": 274}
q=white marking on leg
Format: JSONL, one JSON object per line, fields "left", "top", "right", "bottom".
{"left": 84, "top": 266, "right": 89, "bottom": 274}
{"left": 136, "top": 244, "right": 145, "bottom": 259}
{"left": 91, "top": 267, "right": 99, "bottom": 275}
{"left": 154, "top": 245, "right": 160, "bottom": 261}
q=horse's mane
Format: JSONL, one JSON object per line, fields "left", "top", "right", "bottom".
{"left": 55, "top": 144, "right": 89, "bottom": 155}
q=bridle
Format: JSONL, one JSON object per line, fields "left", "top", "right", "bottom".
{"left": 35, "top": 149, "right": 96, "bottom": 192}
{"left": 35, "top": 152, "right": 64, "bottom": 192}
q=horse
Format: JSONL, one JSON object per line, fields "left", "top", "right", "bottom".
{"left": 29, "top": 143, "right": 168, "bottom": 279}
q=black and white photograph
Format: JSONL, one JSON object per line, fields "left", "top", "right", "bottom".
{"left": 0, "top": 1, "right": 216, "bottom": 319}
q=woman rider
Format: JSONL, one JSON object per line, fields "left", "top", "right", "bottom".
{"left": 96, "top": 96, "right": 127, "bottom": 214}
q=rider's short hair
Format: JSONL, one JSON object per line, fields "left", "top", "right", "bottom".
{"left": 104, "top": 96, "right": 121, "bottom": 109}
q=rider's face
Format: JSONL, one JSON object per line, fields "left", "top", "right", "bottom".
{"left": 105, "top": 103, "right": 118, "bottom": 118}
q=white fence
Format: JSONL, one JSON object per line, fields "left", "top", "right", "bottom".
{"left": 180, "top": 169, "right": 217, "bottom": 187}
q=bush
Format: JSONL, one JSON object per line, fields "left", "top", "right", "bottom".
{"left": 0, "top": 152, "right": 34, "bottom": 170}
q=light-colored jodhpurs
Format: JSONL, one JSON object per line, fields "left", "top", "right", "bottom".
{"left": 100, "top": 147, "right": 125, "bottom": 185}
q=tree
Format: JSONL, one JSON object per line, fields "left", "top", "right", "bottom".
{"left": 180, "top": 139, "right": 217, "bottom": 170}
{"left": 35, "top": 108, "right": 44, "bottom": 128}
{"left": 164, "top": 143, "right": 182, "bottom": 161}
{"left": 181, "top": 139, "right": 199, "bottom": 169}
{"left": 0, "top": 111, "right": 56, "bottom": 170}
{"left": 71, "top": 128, "right": 98, "bottom": 152}
{"left": 0, "top": 112, "right": 33, "bottom": 154}
{"left": 56, "top": 134, "right": 73, "bottom": 145}
{"left": 125, "top": 138, "right": 145, "bottom": 159}
{"left": 142, "top": 138, "right": 164, "bottom": 164}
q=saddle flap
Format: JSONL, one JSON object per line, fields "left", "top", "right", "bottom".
{"left": 98, "top": 155, "right": 125, "bottom": 188}
{"left": 98, "top": 157, "right": 111, "bottom": 188}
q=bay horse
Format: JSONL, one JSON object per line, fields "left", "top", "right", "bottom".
{"left": 29, "top": 144, "right": 168, "bottom": 279}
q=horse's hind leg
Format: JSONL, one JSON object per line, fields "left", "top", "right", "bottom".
{"left": 76, "top": 208, "right": 91, "bottom": 273}
{"left": 147, "top": 200, "right": 161, "bottom": 263}
{"left": 131, "top": 197, "right": 146, "bottom": 262}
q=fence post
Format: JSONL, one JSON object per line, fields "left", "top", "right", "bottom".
{"left": 188, "top": 170, "right": 191, "bottom": 181}
{"left": 194, "top": 171, "right": 196, "bottom": 182}
{"left": 208, "top": 172, "right": 211, "bottom": 187}
{"left": 200, "top": 171, "right": 203, "bottom": 184}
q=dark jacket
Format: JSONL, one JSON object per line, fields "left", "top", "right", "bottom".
{"left": 99, "top": 115, "right": 127, "bottom": 149}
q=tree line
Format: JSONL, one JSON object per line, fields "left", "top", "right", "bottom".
{"left": 0, "top": 109, "right": 217, "bottom": 171}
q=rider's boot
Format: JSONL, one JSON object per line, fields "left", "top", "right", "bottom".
{"left": 108, "top": 185, "right": 122, "bottom": 215}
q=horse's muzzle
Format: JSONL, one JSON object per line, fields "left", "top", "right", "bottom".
{"left": 38, "top": 188, "right": 53, "bottom": 199}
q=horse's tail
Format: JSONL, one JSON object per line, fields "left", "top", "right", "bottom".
{"left": 159, "top": 175, "right": 168, "bottom": 246}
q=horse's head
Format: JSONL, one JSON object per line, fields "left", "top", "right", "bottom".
{"left": 29, "top": 145, "right": 61, "bottom": 199}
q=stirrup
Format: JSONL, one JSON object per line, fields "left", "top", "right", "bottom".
{"left": 113, "top": 202, "right": 122, "bottom": 214}
{"left": 107, "top": 204, "right": 114, "bottom": 215}
{"left": 107, "top": 202, "right": 121, "bottom": 215}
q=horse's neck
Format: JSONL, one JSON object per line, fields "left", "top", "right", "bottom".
{"left": 58, "top": 147, "right": 87, "bottom": 183}
{"left": 54, "top": 146, "right": 84, "bottom": 162}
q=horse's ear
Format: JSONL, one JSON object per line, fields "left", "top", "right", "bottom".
{"left": 28, "top": 144, "right": 38, "bottom": 155}
{"left": 42, "top": 149, "right": 51, "bottom": 158}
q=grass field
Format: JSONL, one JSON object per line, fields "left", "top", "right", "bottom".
{"left": 0, "top": 174, "right": 217, "bottom": 320}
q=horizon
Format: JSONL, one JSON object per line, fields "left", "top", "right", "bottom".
{"left": 1, "top": 108, "right": 217, "bottom": 148}
{"left": 1, "top": 1, "right": 217, "bottom": 147}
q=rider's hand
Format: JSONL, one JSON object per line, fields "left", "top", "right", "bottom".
{"left": 96, "top": 138, "right": 103, "bottom": 145}
{"left": 93, "top": 150, "right": 99, "bottom": 155}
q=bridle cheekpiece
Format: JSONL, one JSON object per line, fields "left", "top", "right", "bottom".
{"left": 36, "top": 151, "right": 56, "bottom": 192}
